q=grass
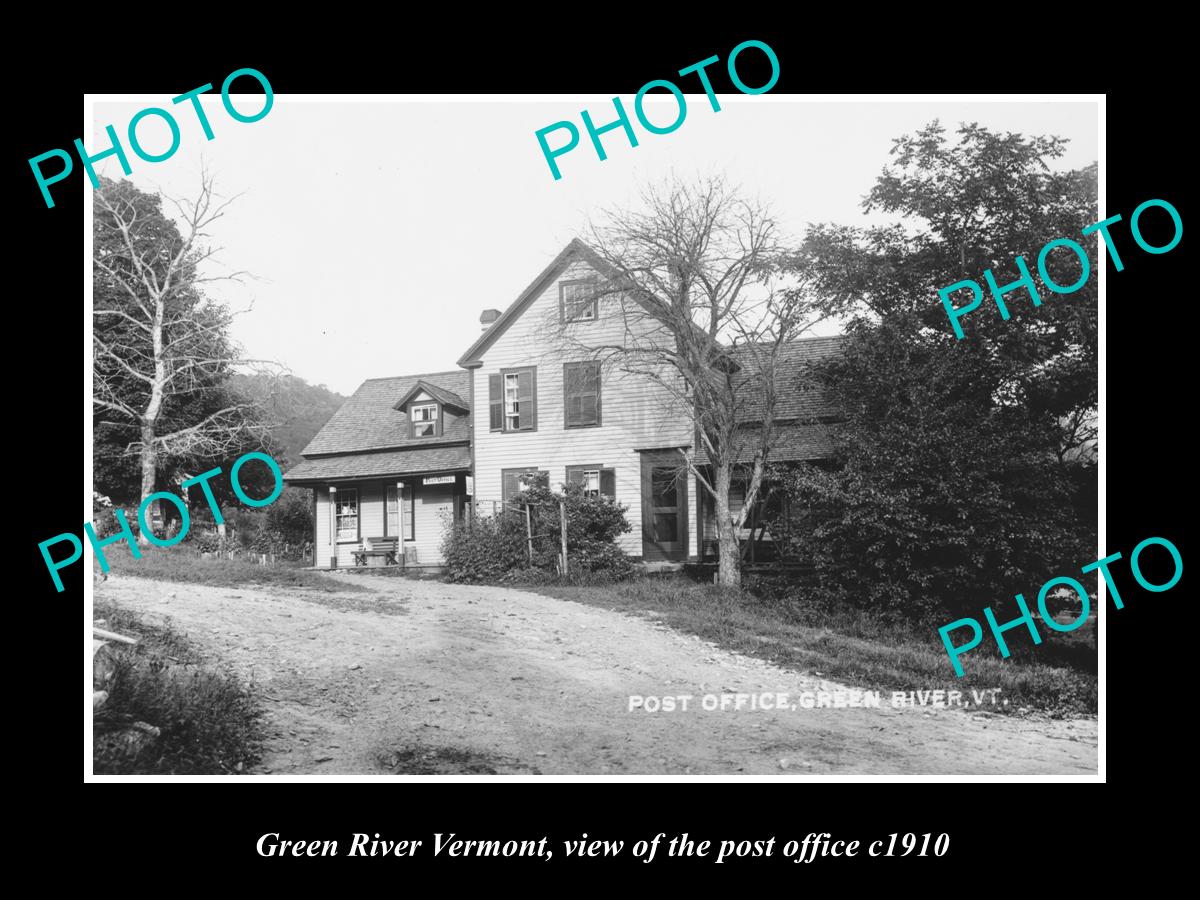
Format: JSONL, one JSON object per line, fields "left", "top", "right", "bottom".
{"left": 98, "top": 543, "right": 368, "bottom": 593}
{"left": 530, "top": 576, "right": 1097, "bottom": 718}
{"left": 93, "top": 601, "right": 265, "bottom": 774}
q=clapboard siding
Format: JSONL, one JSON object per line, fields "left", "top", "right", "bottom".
{"left": 360, "top": 482, "right": 385, "bottom": 539}
{"left": 472, "top": 258, "right": 697, "bottom": 558}
{"left": 409, "top": 482, "right": 455, "bottom": 565}
{"left": 315, "top": 487, "right": 333, "bottom": 567}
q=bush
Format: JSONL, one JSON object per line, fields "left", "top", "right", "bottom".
{"left": 181, "top": 486, "right": 313, "bottom": 561}
{"left": 443, "top": 477, "right": 633, "bottom": 583}
{"left": 265, "top": 486, "right": 315, "bottom": 545}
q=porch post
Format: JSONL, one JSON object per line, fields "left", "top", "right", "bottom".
{"left": 397, "top": 481, "right": 406, "bottom": 569}
{"left": 328, "top": 485, "right": 337, "bottom": 569}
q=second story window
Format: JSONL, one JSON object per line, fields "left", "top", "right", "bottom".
{"left": 410, "top": 403, "right": 439, "bottom": 438}
{"left": 564, "top": 361, "right": 602, "bottom": 428}
{"left": 560, "top": 279, "right": 598, "bottom": 323}
{"left": 489, "top": 367, "right": 537, "bottom": 433}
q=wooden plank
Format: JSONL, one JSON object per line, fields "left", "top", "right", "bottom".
{"left": 93, "top": 626, "right": 138, "bottom": 645}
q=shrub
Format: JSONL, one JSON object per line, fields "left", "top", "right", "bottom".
{"left": 94, "top": 602, "right": 264, "bottom": 774}
{"left": 265, "top": 486, "right": 315, "bottom": 545}
{"left": 442, "top": 477, "right": 633, "bottom": 583}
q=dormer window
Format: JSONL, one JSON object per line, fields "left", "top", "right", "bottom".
{"left": 410, "top": 403, "right": 439, "bottom": 438}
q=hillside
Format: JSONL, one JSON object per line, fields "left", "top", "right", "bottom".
{"left": 230, "top": 373, "right": 345, "bottom": 468}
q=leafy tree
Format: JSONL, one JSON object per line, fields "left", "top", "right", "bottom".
{"left": 784, "top": 121, "right": 1097, "bottom": 617}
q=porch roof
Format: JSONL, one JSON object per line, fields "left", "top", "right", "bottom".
{"left": 283, "top": 444, "right": 471, "bottom": 484}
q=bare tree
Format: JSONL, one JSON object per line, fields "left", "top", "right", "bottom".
{"left": 92, "top": 174, "right": 277, "bottom": 538}
{"left": 551, "top": 176, "right": 827, "bottom": 587}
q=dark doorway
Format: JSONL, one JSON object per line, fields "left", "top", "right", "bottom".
{"left": 640, "top": 450, "right": 687, "bottom": 560}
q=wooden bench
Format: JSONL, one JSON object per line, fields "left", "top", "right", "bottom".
{"left": 353, "top": 536, "right": 399, "bottom": 567}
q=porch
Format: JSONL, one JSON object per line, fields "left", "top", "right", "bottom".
{"left": 290, "top": 470, "right": 471, "bottom": 570}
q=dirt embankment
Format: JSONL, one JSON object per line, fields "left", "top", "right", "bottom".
{"left": 96, "top": 574, "right": 1097, "bottom": 776}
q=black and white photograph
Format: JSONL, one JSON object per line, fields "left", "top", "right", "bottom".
{"left": 81, "top": 91, "right": 1103, "bottom": 780}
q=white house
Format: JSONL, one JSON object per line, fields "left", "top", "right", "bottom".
{"left": 284, "top": 239, "right": 841, "bottom": 568}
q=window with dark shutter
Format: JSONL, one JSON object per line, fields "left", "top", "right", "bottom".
{"left": 564, "top": 361, "right": 601, "bottom": 428}
{"left": 502, "top": 467, "right": 549, "bottom": 503}
{"left": 498, "top": 366, "right": 537, "bottom": 432}
{"left": 489, "top": 374, "right": 503, "bottom": 431}
{"left": 566, "top": 465, "right": 615, "bottom": 499}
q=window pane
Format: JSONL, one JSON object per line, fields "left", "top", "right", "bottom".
{"left": 653, "top": 513, "right": 678, "bottom": 543}
{"left": 335, "top": 489, "right": 358, "bottom": 539}
{"left": 652, "top": 468, "right": 677, "bottom": 507}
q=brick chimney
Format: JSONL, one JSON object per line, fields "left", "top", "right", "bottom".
{"left": 479, "top": 309, "right": 502, "bottom": 331}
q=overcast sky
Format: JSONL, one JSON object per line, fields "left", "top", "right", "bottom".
{"left": 90, "top": 97, "right": 1099, "bottom": 396}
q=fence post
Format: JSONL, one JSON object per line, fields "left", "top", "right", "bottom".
{"left": 559, "top": 500, "right": 569, "bottom": 577}
{"left": 524, "top": 504, "right": 534, "bottom": 563}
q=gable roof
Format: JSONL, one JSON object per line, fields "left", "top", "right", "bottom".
{"left": 296, "top": 369, "right": 470, "bottom": 458}
{"left": 456, "top": 238, "right": 619, "bottom": 368}
{"left": 393, "top": 379, "right": 468, "bottom": 413}
{"left": 694, "top": 335, "right": 846, "bottom": 466}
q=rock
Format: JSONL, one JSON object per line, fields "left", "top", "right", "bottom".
{"left": 314, "top": 756, "right": 334, "bottom": 763}
{"left": 95, "top": 721, "right": 161, "bottom": 762}
{"left": 348, "top": 663, "right": 361, "bottom": 670}
{"left": 779, "top": 758, "right": 790, "bottom": 769}
{"left": 536, "top": 751, "right": 547, "bottom": 757}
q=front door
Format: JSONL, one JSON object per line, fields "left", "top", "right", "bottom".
{"left": 640, "top": 451, "right": 687, "bottom": 561}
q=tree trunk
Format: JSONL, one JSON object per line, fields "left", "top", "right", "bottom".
{"left": 138, "top": 423, "right": 157, "bottom": 545}
{"left": 714, "top": 462, "right": 742, "bottom": 589}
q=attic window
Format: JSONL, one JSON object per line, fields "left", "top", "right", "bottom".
{"left": 410, "top": 403, "right": 439, "bottom": 438}
{"left": 560, "top": 280, "right": 598, "bottom": 323}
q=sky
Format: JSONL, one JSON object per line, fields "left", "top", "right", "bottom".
{"left": 90, "top": 96, "right": 1099, "bottom": 396}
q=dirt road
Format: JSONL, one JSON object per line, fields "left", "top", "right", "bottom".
{"left": 96, "top": 573, "right": 1098, "bottom": 775}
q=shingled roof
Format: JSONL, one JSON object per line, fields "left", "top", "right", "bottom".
{"left": 696, "top": 334, "right": 846, "bottom": 465}
{"left": 293, "top": 369, "right": 470, "bottom": 458}
{"left": 283, "top": 446, "right": 471, "bottom": 483}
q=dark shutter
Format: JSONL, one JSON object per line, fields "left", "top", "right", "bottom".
{"left": 502, "top": 470, "right": 520, "bottom": 502}
{"left": 565, "top": 362, "right": 601, "bottom": 428}
{"left": 564, "top": 365, "right": 579, "bottom": 428}
{"left": 566, "top": 466, "right": 584, "bottom": 485}
{"left": 489, "top": 374, "right": 502, "bottom": 431}
{"left": 588, "top": 363, "right": 601, "bottom": 425}
{"left": 600, "top": 468, "right": 616, "bottom": 499}
{"left": 517, "top": 369, "right": 536, "bottom": 430}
